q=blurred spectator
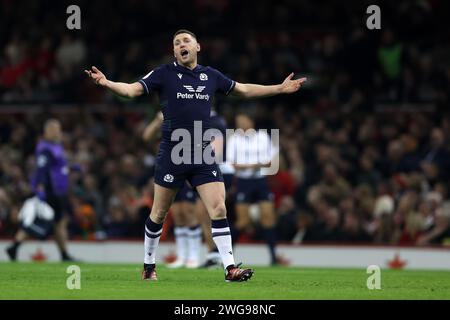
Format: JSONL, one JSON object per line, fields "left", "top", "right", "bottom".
{"left": 275, "top": 196, "right": 298, "bottom": 241}
{"left": 420, "top": 128, "right": 450, "bottom": 181}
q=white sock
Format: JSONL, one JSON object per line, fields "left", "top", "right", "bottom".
{"left": 187, "top": 225, "right": 202, "bottom": 263}
{"left": 144, "top": 217, "right": 163, "bottom": 265}
{"left": 174, "top": 226, "right": 188, "bottom": 262}
{"left": 211, "top": 219, "right": 235, "bottom": 270}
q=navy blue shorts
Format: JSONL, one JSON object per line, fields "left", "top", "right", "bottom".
{"left": 223, "top": 173, "right": 234, "bottom": 191}
{"left": 46, "top": 195, "right": 73, "bottom": 223}
{"left": 174, "top": 183, "right": 197, "bottom": 203}
{"left": 21, "top": 218, "right": 53, "bottom": 240}
{"left": 235, "top": 177, "right": 274, "bottom": 203}
{"left": 154, "top": 140, "right": 224, "bottom": 189}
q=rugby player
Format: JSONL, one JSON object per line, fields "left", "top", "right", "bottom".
{"left": 142, "top": 112, "right": 202, "bottom": 269}
{"left": 6, "top": 119, "right": 76, "bottom": 262}
{"left": 85, "top": 29, "right": 306, "bottom": 282}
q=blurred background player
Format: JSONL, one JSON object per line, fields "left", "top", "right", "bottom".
{"left": 142, "top": 112, "right": 202, "bottom": 268}
{"left": 171, "top": 183, "right": 201, "bottom": 268}
{"left": 5, "top": 119, "right": 77, "bottom": 261}
{"left": 227, "top": 112, "right": 280, "bottom": 265}
{"left": 197, "top": 110, "right": 235, "bottom": 268}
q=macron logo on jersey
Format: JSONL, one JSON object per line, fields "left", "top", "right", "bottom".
{"left": 177, "top": 85, "right": 210, "bottom": 101}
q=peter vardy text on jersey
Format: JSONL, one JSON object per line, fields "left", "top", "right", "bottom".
{"left": 176, "top": 92, "right": 210, "bottom": 101}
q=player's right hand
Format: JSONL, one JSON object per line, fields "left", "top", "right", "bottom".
{"left": 84, "top": 66, "right": 108, "bottom": 86}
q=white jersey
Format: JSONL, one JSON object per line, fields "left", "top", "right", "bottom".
{"left": 219, "top": 162, "right": 235, "bottom": 175}
{"left": 226, "top": 130, "right": 278, "bottom": 179}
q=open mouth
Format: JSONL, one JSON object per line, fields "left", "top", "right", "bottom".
{"left": 181, "top": 49, "right": 189, "bottom": 57}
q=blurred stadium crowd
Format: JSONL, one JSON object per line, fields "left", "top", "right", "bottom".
{"left": 1, "top": 0, "right": 450, "bottom": 245}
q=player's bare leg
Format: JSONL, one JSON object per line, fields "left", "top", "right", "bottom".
{"left": 196, "top": 200, "right": 214, "bottom": 249}
{"left": 196, "top": 182, "right": 253, "bottom": 282}
{"left": 14, "top": 229, "right": 28, "bottom": 242}
{"left": 259, "top": 201, "right": 278, "bottom": 265}
{"left": 149, "top": 184, "right": 178, "bottom": 224}
{"left": 5, "top": 229, "right": 28, "bottom": 261}
{"left": 142, "top": 184, "right": 178, "bottom": 280}
{"left": 182, "top": 201, "right": 201, "bottom": 268}
{"left": 168, "top": 200, "right": 200, "bottom": 268}
{"left": 183, "top": 201, "right": 199, "bottom": 228}
{"left": 171, "top": 203, "right": 186, "bottom": 228}
{"left": 235, "top": 203, "right": 253, "bottom": 236}
{"left": 167, "top": 202, "right": 187, "bottom": 268}
{"left": 54, "top": 216, "right": 74, "bottom": 261}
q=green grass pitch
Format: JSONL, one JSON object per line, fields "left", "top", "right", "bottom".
{"left": 0, "top": 262, "right": 449, "bottom": 299}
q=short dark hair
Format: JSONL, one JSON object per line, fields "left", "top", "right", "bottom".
{"left": 236, "top": 109, "right": 255, "bottom": 119}
{"left": 44, "top": 118, "right": 60, "bottom": 130}
{"left": 173, "top": 29, "right": 197, "bottom": 40}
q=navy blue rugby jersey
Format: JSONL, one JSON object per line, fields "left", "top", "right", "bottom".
{"left": 139, "top": 61, "right": 235, "bottom": 140}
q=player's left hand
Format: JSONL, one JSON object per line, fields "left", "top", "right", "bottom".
{"left": 280, "top": 73, "right": 307, "bottom": 94}
{"left": 84, "top": 66, "right": 108, "bottom": 86}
